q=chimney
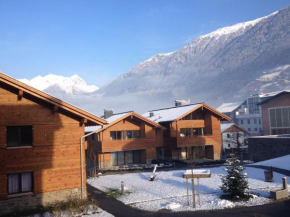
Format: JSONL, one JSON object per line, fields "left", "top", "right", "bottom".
{"left": 175, "top": 99, "right": 190, "bottom": 107}
{"left": 149, "top": 112, "right": 154, "bottom": 117}
{"left": 104, "top": 109, "right": 114, "bottom": 119}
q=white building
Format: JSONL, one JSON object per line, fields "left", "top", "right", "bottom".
{"left": 217, "top": 91, "right": 287, "bottom": 136}
{"left": 221, "top": 123, "right": 247, "bottom": 154}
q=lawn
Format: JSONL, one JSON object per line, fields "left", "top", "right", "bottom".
{"left": 87, "top": 166, "right": 290, "bottom": 212}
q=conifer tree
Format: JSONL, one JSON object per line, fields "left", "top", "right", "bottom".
{"left": 221, "top": 154, "right": 249, "bottom": 199}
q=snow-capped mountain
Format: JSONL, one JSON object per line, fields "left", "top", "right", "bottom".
{"left": 19, "top": 74, "right": 98, "bottom": 98}
{"left": 96, "top": 6, "right": 290, "bottom": 109}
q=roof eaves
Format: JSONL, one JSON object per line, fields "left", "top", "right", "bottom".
{"left": 0, "top": 73, "right": 106, "bottom": 125}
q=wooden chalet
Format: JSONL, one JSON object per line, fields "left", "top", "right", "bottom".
{"left": 143, "top": 102, "right": 231, "bottom": 161}
{"left": 85, "top": 110, "right": 165, "bottom": 170}
{"left": 0, "top": 73, "right": 106, "bottom": 214}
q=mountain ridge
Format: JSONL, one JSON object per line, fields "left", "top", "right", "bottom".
{"left": 19, "top": 74, "right": 99, "bottom": 97}
{"left": 95, "top": 6, "right": 290, "bottom": 109}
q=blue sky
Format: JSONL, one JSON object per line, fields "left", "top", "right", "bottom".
{"left": 0, "top": 0, "right": 290, "bottom": 87}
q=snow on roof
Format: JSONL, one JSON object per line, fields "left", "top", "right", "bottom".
{"left": 85, "top": 111, "right": 131, "bottom": 132}
{"left": 216, "top": 101, "right": 244, "bottom": 113}
{"left": 142, "top": 103, "right": 201, "bottom": 123}
{"left": 184, "top": 169, "right": 211, "bottom": 175}
{"left": 252, "top": 154, "right": 290, "bottom": 171}
{"left": 220, "top": 123, "right": 235, "bottom": 133}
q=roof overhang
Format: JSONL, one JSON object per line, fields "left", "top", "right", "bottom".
{"left": 92, "top": 111, "right": 166, "bottom": 133}
{"left": 0, "top": 72, "right": 107, "bottom": 126}
{"left": 177, "top": 103, "right": 231, "bottom": 121}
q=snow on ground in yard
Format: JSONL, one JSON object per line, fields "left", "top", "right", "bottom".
{"left": 253, "top": 155, "right": 290, "bottom": 171}
{"left": 87, "top": 167, "right": 290, "bottom": 212}
{"left": 30, "top": 207, "right": 114, "bottom": 217}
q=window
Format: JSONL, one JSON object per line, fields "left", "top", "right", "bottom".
{"left": 180, "top": 128, "right": 191, "bottom": 137}
{"left": 110, "top": 131, "right": 123, "bottom": 140}
{"left": 125, "top": 151, "right": 133, "bottom": 164}
{"left": 227, "top": 134, "right": 230, "bottom": 138}
{"left": 111, "top": 150, "right": 141, "bottom": 165}
{"left": 240, "top": 120, "right": 243, "bottom": 125}
{"left": 247, "top": 119, "right": 250, "bottom": 124}
{"left": 228, "top": 144, "right": 231, "bottom": 148}
{"left": 254, "top": 119, "right": 257, "bottom": 124}
{"left": 8, "top": 172, "right": 33, "bottom": 195}
{"left": 259, "top": 119, "right": 261, "bottom": 125}
{"left": 269, "top": 107, "right": 290, "bottom": 129}
{"left": 255, "top": 128, "right": 258, "bottom": 131}
{"left": 193, "top": 128, "right": 204, "bottom": 136}
{"left": 248, "top": 128, "right": 251, "bottom": 131}
{"left": 110, "top": 130, "right": 140, "bottom": 140}
{"left": 132, "top": 130, "right": 140, "bottom": 139}
{"left": 248, "top": 97, "right": 260, "bottom": 114}
{"left": 7, "top": 126, "right": 33, "bottom": 147}
{"left": 133, "top": 150, "right": 141, "bottom": 163}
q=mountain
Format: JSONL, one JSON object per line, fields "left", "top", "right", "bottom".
{"left": 19, "top": 74, "right": 99, "bottom": 98}
{"left": 96, "top": 6, "right": 290, "bottom": 109}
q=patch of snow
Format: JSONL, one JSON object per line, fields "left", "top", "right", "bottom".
{"left": 142, "top": 103, "right": 201, "bottom": 123}
{"left": 88, "top": 167, "right": 289, "bottom": 212}
{"left": 30, "top": 207, "right": 114, "bottom": 217}
{"left": 19, "top": 74, "right": 99, "bottom": 95}
{"left": 216, "top": 101, "right": 244, "bottom": 113}
{"left": 200, "top": 11, "right": 278, "bottom": 39}
{"left": 184, "top": 169, "right": 210, "bottom": 175}
{"left": 252, "top": 154, "right": 290, "bottom": 171}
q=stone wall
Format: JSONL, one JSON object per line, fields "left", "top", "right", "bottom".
{"left": 0, "top": 188, "right": 87, "bottom": 216}
{"left": 248, "top": 137, "right": 290, "bottom": 162}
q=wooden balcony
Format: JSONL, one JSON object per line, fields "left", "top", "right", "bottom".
{"left": 176, "top": 135, "right": 217, "bottom": 147}
{"left": 178, "top": 120, "right": 205, "bottom": 129}
{"left": 97, "top": 138, "right": 157, "bottom": 152}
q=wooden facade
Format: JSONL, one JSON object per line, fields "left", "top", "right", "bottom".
{"left": 153, "top": 103, "right": 231, "bottom": 160}
{"left": 0, "top": 73, "right": 105, "bottom": 208}
{"left": 86, "top": 112, "right": 165, "bottom": 169}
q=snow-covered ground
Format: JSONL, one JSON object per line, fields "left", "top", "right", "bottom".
{"left": 88, "top": 167, "right": 290, "bottom": 212}
{"left": 30, "top": 207, "right": 114, "bottom": 217}
{"left": 253, "top": 155, "right": 290, "bottom": 171}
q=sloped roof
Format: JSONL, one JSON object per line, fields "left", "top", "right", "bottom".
{"left": 85, "top": 111, "right": 166, "bottom": 133}
{"left": 220, "top": 123, "right": 247, "bottom": 133}
{"left": 143, "top": 102, "right": 231, "bottom": 123}
{"left": 258, "top": 90, "right": 290, "bottom": 105}
{"left": 216, "top": 101, "right": 244, "bottom": 113}
{"left": 0, "top": 72, "right": 106, "bottom": 126}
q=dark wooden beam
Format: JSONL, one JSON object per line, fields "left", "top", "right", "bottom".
{"left": 80, "top": 118, "right": 87, "bottom": 125}
{"left": 53, "top": 105, "right": 58, "bottom": 112}
{"left": 18, "top": 89, "right": 23, "bottom": 100}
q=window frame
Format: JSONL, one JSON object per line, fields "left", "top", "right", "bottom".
{"left": 7, "top": 172, "right": 34, "bottom": 195}
{"left": 6, "top": 126, "right": 33, "bottom": 148}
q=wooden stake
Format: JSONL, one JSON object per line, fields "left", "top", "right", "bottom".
{"left": 187, "top": 178, "right": 189, "bottom": 206}
{"left": 191, "top": 178, "right": 195, "bottom": 208}
{"left": 198, "top": 178, "right": 200, "bottom": 205}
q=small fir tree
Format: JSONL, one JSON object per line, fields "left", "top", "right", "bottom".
{"left": 220, "top": 154, "right": 249, "bottom": 199}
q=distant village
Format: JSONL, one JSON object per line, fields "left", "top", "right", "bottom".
{"left": 0, "top": 72, "right": 289, "bottom": 215}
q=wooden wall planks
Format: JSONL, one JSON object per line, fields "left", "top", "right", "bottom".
{"left": 0, "top": 83, "right": 86, "bottom": 199}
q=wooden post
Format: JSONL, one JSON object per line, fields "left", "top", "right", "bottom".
{"left": 121, "top": 181, "right": 124, "bottom": 195}
{"left": 186, "top": 178, "right": 189, "bottom": 205}
{"left": 198, "top": 178, "right": 200, "bottom": 205}
{"left": 191, "top": 178, "right": 195, "bottom": 208}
